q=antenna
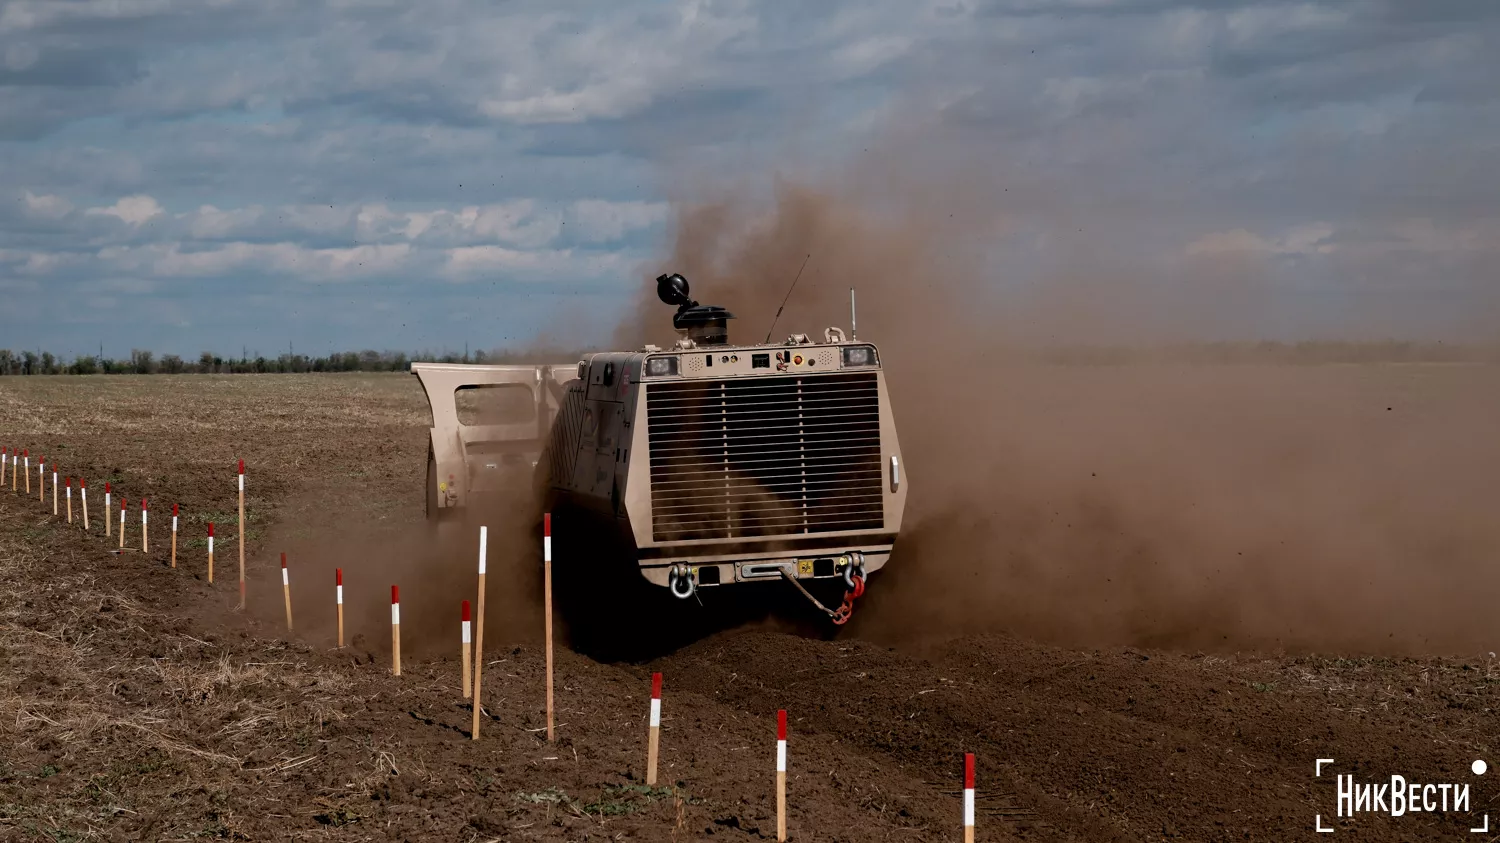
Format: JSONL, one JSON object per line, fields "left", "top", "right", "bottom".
{"left": 850, "top": 288, "right": 857, "bottom": 341}
{"left": 764, "top": 253, "right": 812, "bottom": 344}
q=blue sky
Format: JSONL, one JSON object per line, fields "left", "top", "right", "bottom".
{"left": 1, "top": 0, "right": 1497, "bottom": 358}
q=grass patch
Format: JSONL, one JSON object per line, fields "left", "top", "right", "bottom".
{"left": 509, "top": 783, "right": 698, "bottom": 821}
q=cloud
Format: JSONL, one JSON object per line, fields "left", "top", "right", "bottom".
{"left": 86, "top": 195, "right": 164, "bottom": 225}
{"left": 1186, "top": 223, "right": 1336, "bottom": 256}
{"left": 0, "top": 0, "right": 1497, "bottom": 356}
{"left": 96, "top": 241, "right": 413, "bottom": 278}
{"left": 22, "top": 190, "right": 72, "bottom": 219}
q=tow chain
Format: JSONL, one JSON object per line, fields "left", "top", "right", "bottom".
{"left": 780, "top": 568, "right": 865, "bottom": 625}
{"left": 828, "top": 574, "right": 865, "bottom": 625}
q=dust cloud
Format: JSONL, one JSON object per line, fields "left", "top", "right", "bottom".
{"left": 248, "top": 486, "right": 545, "bottom": 658}
{"left": 613, "top": 121, "right": 1500, "bottom": 655}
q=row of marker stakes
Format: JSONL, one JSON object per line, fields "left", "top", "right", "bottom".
{"left": 4, "top": 448, "right": 985, "bottom": 840}
{"left": 2, "top": 450, "right": 249, "bottom": 604}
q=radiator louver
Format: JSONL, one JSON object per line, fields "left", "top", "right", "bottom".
{"left": 646, "top": 372, "right": 884, "bottom": 542}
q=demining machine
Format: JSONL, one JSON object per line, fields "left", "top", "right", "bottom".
{"left": 411, "top": 272, "right": 906, "bottom": 626}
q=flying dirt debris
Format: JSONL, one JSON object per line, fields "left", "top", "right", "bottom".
{"left": 412, "top": 273, "right": 907, "bottom": 650}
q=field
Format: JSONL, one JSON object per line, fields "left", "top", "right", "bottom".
{"left": 2, "top": 368, "right": 1499, "bottom": 841}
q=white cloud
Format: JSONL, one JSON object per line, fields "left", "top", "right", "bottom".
{"left": 183, "top": 204, "right": 264, "bottom": 239}
{"left": 98, "top": 241, "right": 412, "bottom": 278}
{"left": 568, "top": 199, "right": 669, "bottom": 243}
{"left": 441, "top": 244, "right": 632, "bottom": 279}
{"left": 830, "top": 36, "right": 911, "bottom": 78}
{"left": 86, "top": 195, "right": 164, "bottom": 225}
{"left": 1186, "top": 223, "right": 1335, "bottom": 257}
{"left": 477, "top": 3, "right": 759, "bottom": 124}
{"left": 0, "top": 0, "right": 179, "bottom": 34}
{"left": 23, "top": 190, "right": 73, "bottom": 219}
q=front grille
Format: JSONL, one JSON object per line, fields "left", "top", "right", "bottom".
{"left": 646, "top": 372, "right": 884, "bottom": 542}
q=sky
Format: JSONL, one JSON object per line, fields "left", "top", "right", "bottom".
{"left": 1, "top": 0, "right": 1497, "bottom": 359}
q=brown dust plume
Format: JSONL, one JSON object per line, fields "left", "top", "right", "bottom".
{"left": 615, "top": 134, "right": 1500, "bottom": 655}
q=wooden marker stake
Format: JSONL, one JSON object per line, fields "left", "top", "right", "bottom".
{"left": 281, "top": 553, "right": 293, "bottom": 631}
{"left": 104, "top": 483, "right": 111, "bottom": 537}
{"left": 390, "top": 585, "right": 401, "bottom": 676}
{"left": 963, "top": 753, "right": 976, "bottom": 843}
{"left": 52, "top": 465, "right": 58, "bottom": 515}
{"left": 81, "top": 479, "right": 89, "bottom": 530}
{"left": 141, "top": 499, "right": 148, "bottom": 554}
{"left": 461, "top": 600, "right": 472, "bottom": 699}
{"left": 17, "top": 450, "right": 25, "bottom": 493}
{"left": 207, "top": 523, "right": 215, "bottom": 583}
{"left": 170, "top": 504, "right": 178, "bottom": 568}
{"left": 777, "top": 710, "right": 788, "bottom": 842}
{"left": 118, "top": 496, "right": 126, "bottom": 549}
{"left": 647, "top": 672, "right": 663, "bottom": 786}
{"left": 335, "top": 568, "right": 344, "bottom": 648}
{"left": 471, "top": 525, "right": 489, "bottom": 740}
{"left": 544, "top": 513, "right": 555, "bottom": 742}
{"left": 66, "top": 478, "right": 73, "bottom": 524}
{"left": 1, "top": 447, "right": 8, "bottom": 487}
{"left": 37, "top": 456, "right": 44, "bottom": 502}
{"left": 237, "top": 460, "right": 246, "bottom": 609}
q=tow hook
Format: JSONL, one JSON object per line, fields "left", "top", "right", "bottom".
{"left": 784, "top": 554, "right": 868, "bottom": 625}
{"left": 668, "top": 565, "right": 697, "bottom": 600}
{"left": 841, "top": 552, "right": 867, "bottom": 592}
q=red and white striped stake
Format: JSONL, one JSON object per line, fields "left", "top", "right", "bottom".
{"left": 390, "top": 585, "right": 401, "bottom": 676}
{"left": 281, "top": 552, "right": 293, "bottom": 631}
{"left": 80, "top": 479, "right": 89, "bottom": 530}
{"left": 170, "top": 503, "right": 178, "bottom": 568}
{"left": 207, "top": 522, "right": 215, "bottom": 583}
{"left": 544, "top": 512, "right": 555, "bottom": 742}
{"left": 237, "top": 459, "right": 246, "bottom": 610}
{"left": 471, "top": 525, "right": 489, "bottom": 740}
{"left": 335, "top": 568, "right": 344, "bottom": 648}
{"left": 141, "top": 499, "right": 148, "bottom": 554}
{"left": 65, "top": 478, "right": 73, "bottom": 524}
{"left": 104, "top": 482, "right": 111, "bottom": 537}
{"left": 118, "top": 495, "right": 126, "bottom": 549}
{"left": 777, "top": 709, "right": 788, "bottom": 842}
{"left": 646, "top": 672, "right": 663, "bottom": 786}
{"left": 461, "top": 599, "right": 472, "bottom": 699}
{"left": 51, "top": 464, "right": 58, "bottom": 515}
{"left": 37, "top": 455, "right": 45, "bottom": 503}
{"left": 963, "top": 753, "right": 976, "bottom": 843}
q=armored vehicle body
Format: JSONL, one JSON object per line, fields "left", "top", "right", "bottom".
{"left": 413, "top": 273, "right": 907, "bottom": 625}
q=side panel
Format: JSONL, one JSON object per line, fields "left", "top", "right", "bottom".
{"left": 410, "top": 362, "right": 571, "bottom": 510}
{"left": 875, "top": 370, "right": 906, "bottom": 539}
{"left": 547, "top": 383, "right": 586, "bottom": 493}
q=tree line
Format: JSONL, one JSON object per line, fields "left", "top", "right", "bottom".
{"left": 0, "top": 347, "right": 588, "bottom": 376}
{"left": 1, "top": 341, "right": 1497, "bottom": 376}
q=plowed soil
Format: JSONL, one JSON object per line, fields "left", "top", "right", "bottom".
{"left": 1, "top": 371, "right": 1497, "bottom": 841}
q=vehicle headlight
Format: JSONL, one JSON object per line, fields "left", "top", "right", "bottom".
{"left": 841, "top": 345, "right": 878, "bottom": 367}
{"left": 646, "top": 356, "right": 679, "bottom": 377}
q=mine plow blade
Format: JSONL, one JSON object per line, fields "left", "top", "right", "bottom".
{"left": 411, "top": 362, "right": 576, "bottom": 521}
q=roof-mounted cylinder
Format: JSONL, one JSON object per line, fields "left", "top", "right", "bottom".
{"left": 657, "top": 273, "right": 735, "bottom": 347}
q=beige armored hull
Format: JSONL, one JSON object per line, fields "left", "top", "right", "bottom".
{"left": 415, "top": 342, "right": 904, "bottom": 595}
